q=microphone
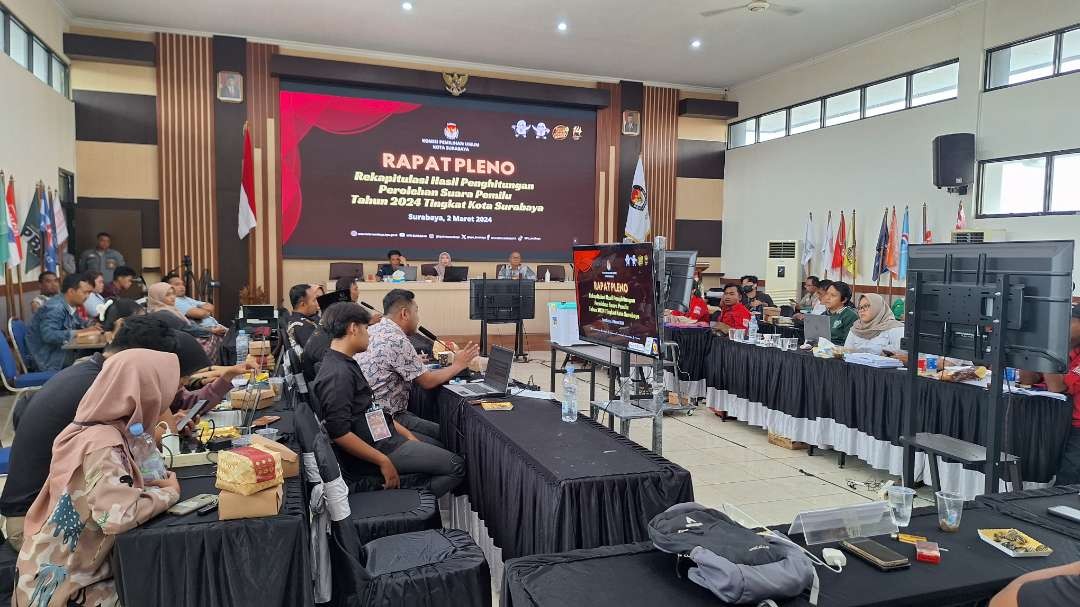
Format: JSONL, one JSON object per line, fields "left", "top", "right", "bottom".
{"left": 361, "top": 300, "right": 450, "bottom": 350}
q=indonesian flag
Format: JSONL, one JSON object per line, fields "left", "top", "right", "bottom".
{"left": 955, "top": 200, "right": 966, "bottom": 231}
{"left": 238, "top": 125, "right": 257, "bottom": 239}
{"left": 4, "top": 177, "right": 22, "bottom": 267}
{"left": 831, "top": 212, "right": 846, "bottom": 271}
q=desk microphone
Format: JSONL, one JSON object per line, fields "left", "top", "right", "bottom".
{"left": 363, "top": 300, "right": 451, "bottom": 350}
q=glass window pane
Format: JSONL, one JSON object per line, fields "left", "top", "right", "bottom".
{"left": 789, "top": 101, "right": 821, "bottom": 134}
{"left": 988, "top": 36, "right": 1055, "bottom": 87}
{"left": 51, "top": 57, "right": 65, "bottom": 94}
{"left": 0, "top": 13, "right": 6, "bottom": 56}
{"left": 32, "top": 39, "right": 49, "bottom": 83}
{"left": 1061, "top": 29, "right": 1080, "bottom": 74}
{"left": 1050, "top": 153, "right": 1080, "bottom": 212}
{"left": 864, "top": 77, "right": 907, "bottom": 117}
{"left": 912, "top": 62, "right": 959, "bottom": 106}
{"left": 9, "top": 19, "right": 29, "bottom": 68}
{"left": 729, "top": 120, "right": 756, "bottom": 148}
{"left": 758, "top": 110, "right": 786, "bottom": 141}
{"left": 980, "top": 157, "right": 1047, "bottom": 215}
{"left": 825, "top": 90, "right": 860, "bottom": 126}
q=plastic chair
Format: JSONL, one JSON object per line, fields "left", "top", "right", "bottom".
{"left": 0, "top": 335, "right": 54, "bottom": 392}
{"left": 8, "top": 318, "right": 32, "bottom": 373}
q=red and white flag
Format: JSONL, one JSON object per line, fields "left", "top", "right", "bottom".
{"left": 955, "top": 200, "right": 966, "bottom": 231}
{"left": 238, "top": 124, "right": 257, "bottom": 239}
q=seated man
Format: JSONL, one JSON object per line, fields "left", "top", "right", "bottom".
{"left": 166, "top": 273, "right": 220, "bottom": 328}
{"left": 797, "top": 276, "right": 821, "bottom": 311}
{"left": 990, "top": 560, "right": 1080, "bottom": 607}
{"left": 26, "top": 273, "right": 102, "bottom": 371}
{"left": 713, "top": 284, "right": 751, "bottom": 336}
{"left": 668, "top": 280, "right": 710, "bottom": 324}
{"left": 102, "top": 265, "right": 137, "bottom": 298}
{"left": 376, "top": 249, "right": 407, "bottom": 281}
{"left": 311, "top": 302, "right": 464, "bottom": 497}
{"left": 498, "top": 251, "right": 536, "bottom": 280}
{"left": 287, "top": 283, "right": 323, "bottom": 351}
{"left": 0, "top": 315, "right": 252, "bottom": 549}
{"left": 357, "top": 289, "right": 478, "bottom": 445}
{"left": 820, "top": 281, "right": 858, "bottom": 344}
{"left": 740, "top": 275, "right": 775, "bottom": 316}
{"left": 30, "top": 271, "right": 59, "bottom": 315}
{"left": 335, "top": 275, "right": 360, "bottom": 303}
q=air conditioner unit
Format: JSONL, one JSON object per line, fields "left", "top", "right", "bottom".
{"left": 765, "top": 240, "right": 802, "bottom": 303}
{"left": 951, "top": 229, "right": 1007, "bottom": 244}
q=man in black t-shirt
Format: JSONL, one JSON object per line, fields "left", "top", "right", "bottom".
{"left": 309, "top": 303, "right": 463, "bottom": 497}
{"left": 990, "top": 561, "right": 1080, "bottom": 606}
{"left": 287, "top": 283, "right": 322, "bottom": 352}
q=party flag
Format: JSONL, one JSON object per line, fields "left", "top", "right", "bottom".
{"left": 872, "top": 209, "right": 888, "bottom": 282}
{"left": 899, "top": 206, "right": 910, "bottom": 278}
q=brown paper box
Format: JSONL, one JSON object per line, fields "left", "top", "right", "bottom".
{"left": 229, "top": 388, "right": 277, "bottom": 409}
{"left": 251, "top": 436, "right": 300, "bottom": 478}
{"left": 218, "top": 485, "right": 283, "bottom": 520}
{"left": 248, "top": 340, "right": 271, "bottom": 356}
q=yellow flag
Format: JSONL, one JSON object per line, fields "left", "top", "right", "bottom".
{"left": 843, "top": 210, "right": 857, "bottom": 279}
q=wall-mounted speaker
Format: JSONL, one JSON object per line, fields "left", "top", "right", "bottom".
{"left": 932, "top": 133, "right": 975, "bottom": 194}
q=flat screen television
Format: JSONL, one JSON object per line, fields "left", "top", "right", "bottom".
{"left": 573, "top": 243, "right": 660, "bottom": 357}
{"left": 663, "top": 250, "right": 698, "bottom": 312}
{"left": 468, "top": 279, "right": 536, "bottom": 321}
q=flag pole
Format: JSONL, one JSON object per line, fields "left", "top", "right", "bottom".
{"left": 837, "top": 211, "right": 844, "bottom": 283}
{"left": 12, "top": 175, "right": 23, "bottom": 319}
{"left": 0, "top": 171, "right": 10, "bottom": 322}
{"left": 850, "top": 209, "right": 856, "bottom": 287}
{"left": 922, "top": 202, "right": 928, "bottom": 244}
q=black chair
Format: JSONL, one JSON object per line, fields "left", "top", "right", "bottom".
{"left": 536, "top": 264, "right": 566, "bottom": 281}
{"left": 329, "top": 263, "right": 364, "bottom": 281}
{"left": 495, "top": 263, "right": 507, "bottom": 276}
{"left": 420, "top": 263, "right": 438, "bottom": 277}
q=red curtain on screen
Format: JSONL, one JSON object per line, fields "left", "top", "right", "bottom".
{"left": 279, "top": 90, "right": 420, "bottom": 244}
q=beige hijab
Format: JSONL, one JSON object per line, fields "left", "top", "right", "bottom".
{"left": 850, "top": 293, "right": 903, "bottom": 340}
{"left": 147, "top": 281, "right": 188, "bottom": 322}
{"left": 23, "top": 349, "right": 180, "bottom": 534}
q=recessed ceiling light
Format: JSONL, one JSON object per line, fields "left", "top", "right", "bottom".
{"left": 691, "top": 39, "right": 702, "bottom": 49}
{"left": 557, "top": 21, "right": 568, "bottom": 32}
{"left": 401, "top": 2, "right": 413, "bottom": 11}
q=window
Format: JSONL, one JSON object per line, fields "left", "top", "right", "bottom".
{"left": 758, "top": 110, "right": 786, "bottom": 142}
{"left": 824, "top": 90, "right": 860, "bottom": 126}
{"left": 729, "top": 120, "right": 756, "bottom": 148}
{"left": 788, "top": 100, "right": 821, "bottom": 134}
{"left": 864, "top": 77, "right": 906, "bottom": 117}
{"left": 979, "top": 157, "right": 1047, "bottom": 215}
{"left": 8, "top": 18, "right": 28, "bottom": 68}
{"left": 1061, "top": 29, "right": 1080, "bottom": 74}
{"left": 986, "top": 24, "right": 1080, "bottom": 90}
{"left": 912, "top": 62, "right": 959, "bottom": 106}
{"left": 32, "top": 38, "right": 48, "bottom": 83}
{"left": 1050, "top": 153, "right": 1080, "bottom": 212}
{"left": 51, "top": 56, "right": 66, "bottom": 95}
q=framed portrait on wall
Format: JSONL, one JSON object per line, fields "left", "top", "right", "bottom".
{"left": 621, "top": 110, "right": 640, "bottom": 136}
{"left": 217, "top": 71, "right": 244, "bottom": 103}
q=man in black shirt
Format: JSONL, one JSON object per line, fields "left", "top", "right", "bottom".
{"left": 0, "top": 316, "right": 239, "bottom": 548}
{"left": 287, "top": 283, "right": 322, "bottom": 352}
{"left": 740, "top": 275, "right": 775, "bottom": 315}
{"left": 310, "top": 302, "right": 463, "bottom": 497}
{"left": 301, "top": 302, "right": 349, "bottom": 387}
{"left": 990, "top": 561, "right": 1080, "bottom": 606}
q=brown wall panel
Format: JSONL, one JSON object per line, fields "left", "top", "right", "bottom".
{"left": 75, "top": 141, "right": 158, "bottom": 199}
{"left": 642, "top": 85, "right": 679, "bottom": 246}
{"left": 245, "top": 41, "right": 281, "bottom": 305}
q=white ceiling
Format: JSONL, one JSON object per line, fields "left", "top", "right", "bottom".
{"left": 60, "top": 0, "right": 965, "bottom": 89}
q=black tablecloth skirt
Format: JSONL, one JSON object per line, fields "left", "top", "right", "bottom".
{"left": 668, "top": 329, "right": 1073, "bottom": 483}
{"left": 437, "top": 391, "right": 693, "bottom": 560}
{"left": 338, "top": 489, "right": 442, "bottom": 548}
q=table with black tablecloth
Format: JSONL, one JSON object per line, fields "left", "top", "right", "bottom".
{"left": 437, "top": 390, "right": 693, "bottom": 560}
{"left": 502, "top": 501, "right": 1080, "bottom": 607}
{"left": 665, "top": 328, "right": 1072, "bottom": 496}
{"left": 111, "top": 404, "right": 313, "bottom": 607}
{"left": 978, "top": 484, "right": 1080, "bottom": 541}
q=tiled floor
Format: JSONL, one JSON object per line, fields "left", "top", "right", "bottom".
{"left": 513, "top": 350, "right": 933, "bottom": 526}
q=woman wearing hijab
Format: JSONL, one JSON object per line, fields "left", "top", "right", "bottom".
{"left": 434, "top": 252, "right": 452, "bottom": 282}
{"left": 147, "top": 282, "right": 226, "bottom": 362}
{"left": 13, "top": 349, "right": 182, "bottom": 607}
{"left": 844, "top": 293, "right": 905, "bottom": 355}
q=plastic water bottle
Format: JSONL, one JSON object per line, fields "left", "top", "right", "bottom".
{"left": 235, "top": 329, "right": 249, "bottom": 366}
{"left": 128, "top": 423, "right": 168, "bottom": 481}
{"left": 748, "top": 314, "right": 759, "bottom": 343}
{"left": 562, "top": 365, "right": 578, "bottom": 423}
{"left": 544, "top": 268, "right": 551, "bottom": 283}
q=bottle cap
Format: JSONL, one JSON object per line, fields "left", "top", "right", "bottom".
{"left": 566, "top": 364, "right": 575, "bottom": 374}
{"left": 129, "top": 422, "right": 144, "bottom": 435}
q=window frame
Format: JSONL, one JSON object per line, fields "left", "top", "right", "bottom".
{"left": 976, "top": 147, "right": 1080, "bottom": 218}
{"left": 1, "top": 4, "right": 71, "bottom": 99}
{"left": 984, "top": 22, "right": 1080, "bottom": 92}
{"left": 728, "top": 58, "right": 959, "bottom": 148}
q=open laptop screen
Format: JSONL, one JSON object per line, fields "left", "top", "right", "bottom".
{"left": 485, "top": 346, "right": 514, "bottom": 392}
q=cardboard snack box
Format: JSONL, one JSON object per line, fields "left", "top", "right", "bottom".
{"left": 218, "top": 484, "right": 283, "bottom": 520}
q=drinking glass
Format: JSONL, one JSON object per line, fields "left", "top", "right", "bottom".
{"left": 887, "top": 486, "right": 916, "bottom": 527}
{"left": 935, "top": 491, "right": 965, "bottom": 532}
{"left": 731, "top": 329, "right": 746, "bottom": 341}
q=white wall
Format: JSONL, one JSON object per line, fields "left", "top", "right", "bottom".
{"left": 0, "top": 0, "right": 74, "bottom": 283}
{"left": 724, "top": 0, "right": 1080, "bottom": 293}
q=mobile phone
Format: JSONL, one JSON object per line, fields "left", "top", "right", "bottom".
{"left": 840, "top": 537, "right": 910, "bottom": 571}
{"left": 175, "top": 399, "right": 211, "bottom": 431}
{"left": 1048, "top": 505, "right": 1080, "bottom": 524}
{"left": 168, "top": 493, "right": 218, "bottom": 515}
{"left": 196, "top": 502, "right": 219, "bottom": 516}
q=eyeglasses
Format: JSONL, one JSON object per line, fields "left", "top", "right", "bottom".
{"left": 857, "top": 304, "right": 872, "bottom": 311}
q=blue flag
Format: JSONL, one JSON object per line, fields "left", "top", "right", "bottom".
{"left": 899, "top": 206, "right": 910, "bottom": 279}
{"left": 40, "top": 187, "right": 57, "bottom": 273}
{"left": 871, "top": 210, "right": 889, "bottom": 282}
{"left": 20, "top": 187, "right": 42, "bottom": 272}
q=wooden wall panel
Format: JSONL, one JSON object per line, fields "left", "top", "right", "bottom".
{"left": 642, "top": 86, "right": 679, "bottom": 246}
{"left": 594, "top": 82, "right": 620, "bottom": 243}
{"left": 246, "top": 42, "right": 281, "bottom": 305}
{"left": 156, "top": 33, "right": 217, "bottom": 279}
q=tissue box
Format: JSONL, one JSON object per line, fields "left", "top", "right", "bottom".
{"left": 218, "top": 485, "right": 283, "bottom": 520}
{"left": 248, "top": 340, "right": 271, "bottom": 356}
{"left": 250, "top": 435, "right": 299, "bottom": 478}
{"left": 216, "top": 446, "right": 283, "bottom": 495}
{"left": 229, "top": 388, "right": 277, "bottom": 409}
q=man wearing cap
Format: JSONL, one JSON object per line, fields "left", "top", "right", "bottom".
{"left": 0, "top": 316, "right": 256, "bottom": 549}
{"left": 1021, "top": 304, "right": 1080, "bottom": 486}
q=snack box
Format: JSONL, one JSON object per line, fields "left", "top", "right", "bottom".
{"left": 978, "top": 528, "right": 1053, "bottom": 558}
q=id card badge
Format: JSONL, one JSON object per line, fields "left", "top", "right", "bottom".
{"left": 365, "top": 408, "right": 392, "bottom": 442}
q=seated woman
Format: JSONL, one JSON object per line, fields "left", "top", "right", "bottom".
{"left": 820, "top": 281, "right": 858, "bottom": 344}
{"left": 13, "top": 349, "right": 182, "bottom": 606}
{"left": 99, "top": 297, "right": 146, "bottom": 334}
{"left": 793, "top": 279, "right": 831, "bottom": 320}
{"left": 668, "top": 281, "right": 711, "bottom": 324}
{"left": 334, "top": 275, "right": 360, "bottom": 302}
{"left": 845, "top": 293, "right": 904, "bottom": 354}
{"left": 147, "top": 282, "right": 226, "bottom": 362}
{"left": 83, "top": 271, "right": 108, "bottom": 319}
{"left": 433, "top": 251, "right": 452, "bottom": 281}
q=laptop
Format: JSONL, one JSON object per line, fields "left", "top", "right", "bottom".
{"left": 802, "top": 314, "right": 832, "bottom": 345}
{"left": 444, "top": 345, "right": 514, "bottom": 398}
{"left": 443, "top": 266, "right": 469, "bottom": 282}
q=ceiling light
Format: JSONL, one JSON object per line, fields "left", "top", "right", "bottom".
{"left": 557, "top": 21, "right": 568, "bottom": 32}
{"left": 690, "top": 39, "right": 702, "bottom": 49}
{"left": 401, "top": 2, "right": 413, "bottom": 11}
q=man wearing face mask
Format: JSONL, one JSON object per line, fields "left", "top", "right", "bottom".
{"left": 739, "top": 275, "right": 775, "bottom": 317}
